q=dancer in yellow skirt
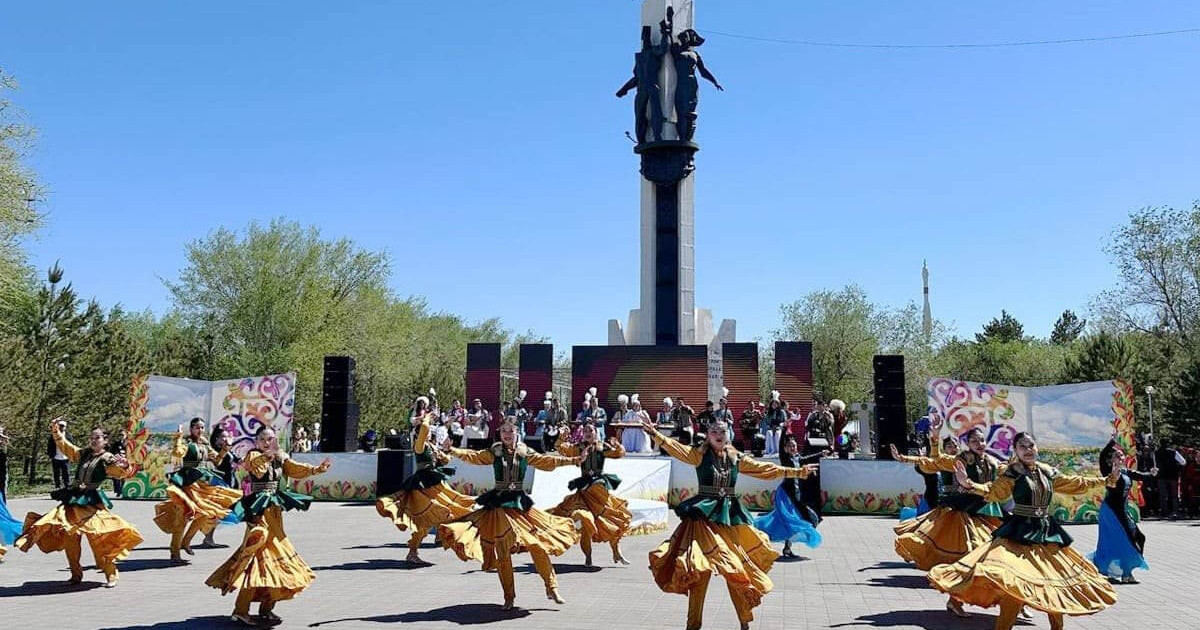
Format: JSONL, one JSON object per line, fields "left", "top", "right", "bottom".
{"left": 929, "top": 432, "right": 1119, "bottom": 630}
{"left": 376, "top": 395, "right": 475, "bottom": 563}
{"left": 206, "top": 425, "right": 331, "bottom": 627}
{"left": 437, "top": 416, "right": 582, "bottom": 610}
{"left": 640, "top": 416, "right": 816, "bottom": 630}
{"left": 154, "top": 417, "right": 243, "bottom": 563}
{"left": 891, "top": 418, "right": 1005, "bottom": 617}
{"left": 17, "top": 418, "right": 142, "bottom": 587}
{"left": 551, "top": 421, "right": 632, "bottom": 566}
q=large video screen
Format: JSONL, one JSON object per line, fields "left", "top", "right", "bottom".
{"left": 571, "top": 345, "right": 708, "bottom": 416}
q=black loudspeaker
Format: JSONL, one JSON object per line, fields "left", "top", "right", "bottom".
{"left": 873, "top": 355, "right": 907, "bottom": 460}
{"left": 383, "top": 433, "right": 410, "bottom": 450}
{"left": 321, "top": 356, "right": 359, "bottom": 453}
{"left": 376, "top": 449, "right": 415, "bottom": 497}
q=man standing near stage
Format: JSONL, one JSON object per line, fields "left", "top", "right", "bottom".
{"left": 669, "top": 397, "right": 695, "bottom": 446}
{"left": 695, "top": 400, "right": 717, "bottom": 437}
{"left": 801, "top": 400, "right": 834, "bottom": 516}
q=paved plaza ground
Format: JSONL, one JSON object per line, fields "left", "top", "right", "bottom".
{"left": 1, "top": 496, "right": 1196, "bottom": 629}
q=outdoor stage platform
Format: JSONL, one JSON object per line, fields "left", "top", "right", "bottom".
{"left": 288, "top": 452, "right": 929, "bottom": 527}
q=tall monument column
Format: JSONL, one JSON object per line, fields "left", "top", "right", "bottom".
{"left": 613, "top": 0, "right": 722, "bottom": 346}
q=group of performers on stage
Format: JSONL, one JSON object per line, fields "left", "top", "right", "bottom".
{"left": 0, "top": 396, "right": 1156, "bottom": 630}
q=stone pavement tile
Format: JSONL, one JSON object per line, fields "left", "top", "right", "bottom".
{"left": 0, "top": 497, "right": 1196, "bottom": 629}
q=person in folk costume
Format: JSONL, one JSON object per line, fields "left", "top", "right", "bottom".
{"left": 897, "top": 437, "right": 948, "bottom": 521}
{"left": 154, "top": 417, "right": 243, "bottom": 564}
{"left": 890, "top": 416, "right": 1006, "bottom": 618}
{"left": 0, "top": 425, "right": 19, "bottom": 561}
{"left": 763, "top": 392, "right": 786, "bottom": 456}
{"left": 376, "top": 394, "right": 476, "bottom": 564}
{"left": 754, "top": 435, "right": 828, "bottom": 557}
{"left": 582, "top": 387, "right": 608, "bottom": 441}
{"left": 438, "top": 415, "right": 583, "bottom": 610}
{"left": 1090, "top": 444, "right": 1156, "bottom": 583}
{"left": 206, "top": 425, "right": 332, "bottom": 627}
{"left": 201, "top": 425, "right": 243, "bottom": 548}
{"left": 639, "top": 416, "right": 817, "bottom": 630}
{"left": 621, "top": 394, "right": 652, "bottom": 453}
{"left": 16, "top": 418, "right": 142, "bottom": 587}
{"left": 929, "top": 432, "right": 1119, "bottom": 630}
{"left": 551, "top": 419, "right": 633, "bottom": 566}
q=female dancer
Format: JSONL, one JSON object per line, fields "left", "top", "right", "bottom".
{"left": 376, "top": 395, "right": 476, "bottom": 564}
{"left": 551, "top": 422, "right": 632, "bottom": 566}
{"left": 891, "top": 422, "right": 1004, "bottom": 617}
{"left": 1091, "top": 445, "right": 1155, "bottom": 583}
{"left": 201, "top": 425, "right": 242, "bottom": 548}
{"left": 17, "top": 419, "right": 142, "bottom": 587}
{"left": 154, "top": 417, "right": 243, "bottom": 563}
{"left": 754, "top": 435, "right": 826, "bottom": 556}
{"left": 640, "top": 417, "right": 816, "bottom": 630}
{"left": 206, "top": 425, "right": 331, "bottom": 627}
{"left": 897, "top": 440, "right": 944, "bottom": 521}
{"left": 929, "top": 432, "right": 1118, "bottom": 630}
{"left": 438, "top": 416, "right": 581, "bottom": 610}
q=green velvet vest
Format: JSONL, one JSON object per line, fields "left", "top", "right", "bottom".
{"left": 992, "top": 463, "right": 1073, "bottom": 546}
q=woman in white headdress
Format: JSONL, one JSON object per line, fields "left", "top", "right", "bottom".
{"left": 620, "top": 394, "right": 649, "bottom": 453}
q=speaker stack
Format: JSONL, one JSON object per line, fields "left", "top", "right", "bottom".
{"left": 873, "top": 355, "right": 907, "bottom": 460}
{"left": 320, "top": 356, "right": 359, "bottom": 453}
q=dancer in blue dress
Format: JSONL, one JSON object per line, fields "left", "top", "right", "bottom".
{"left": 754, "top": 436, "right": 827, "bottom": 556}
{"left": 1091, "top": 445, "right": 1154, "bottom": 583}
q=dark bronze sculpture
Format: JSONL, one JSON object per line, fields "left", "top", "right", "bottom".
{"left": 617, "top": 6, "right": 722, "bottom": 145}
{"left": 616, "top": 21, "right": 671, "bottom": 143}
{"left": 671, "top": 28, "right": 722, "bottom": 143}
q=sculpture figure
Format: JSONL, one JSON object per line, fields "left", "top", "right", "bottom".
{"left": 671, "top": 27, "right": 722, "bottom": 142}
{"left": 617, "top": 21, "right": 671, "bottom": 143}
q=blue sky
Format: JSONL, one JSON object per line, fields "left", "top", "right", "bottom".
{"left": 3, "top": 2, "right": 1199, "bottom": 350}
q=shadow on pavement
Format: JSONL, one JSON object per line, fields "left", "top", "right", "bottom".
{"left": 309, "top": 604, "right": 549, "bottom": 626}
{"left": 98, "top": 615, "right": 231, "bottom": 629}
{"left": 0, "top": 580, "right": 102, "bottom": 597}
{"left": 857, "top": 561, "right": 914, "bottom": 571}
{"left": 864, "top": 574, "right": 932, "bottom": 589}
{"left": 310, "top": 558, "right": 429, "bottom": 571}
{"left": 829, "top": 610, "right": 1018, "bottom": 629}
{"left": 117, "top": 558, "right": 186, "bottom": 572}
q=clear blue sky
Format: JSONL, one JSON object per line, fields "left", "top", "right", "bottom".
{"left": 3, "top": 2, "right": 1199, "bottom": 349}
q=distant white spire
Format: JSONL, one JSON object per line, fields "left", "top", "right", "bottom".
{"left": 922, "top": 260, "right": 932, "bottom": 343}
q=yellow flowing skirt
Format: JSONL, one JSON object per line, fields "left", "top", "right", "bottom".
{"left": 928, "top": 538, "right": 1118, "bottom": 615}
{"left": 438, "top": 506, "right": 579, "bottom": 564}
{"left": 375, "top": 484, "right": 476, "bottom": 533}
{"left": 549, "top": 483, "right": 633, "bottom": 543}
{"left": 649, "top": 518, "right": 778, "bottom": 612}
{"left": 17, "top": 505, "right": 143, "bottom": 567}
{"left": 893, "top": 506, "right": 1002, "bottom": 570}
{"left": 205, "top": 506, "right": 314, "bottom": 603}
{"left": 153, "top": 481, "right": 242, "bottom": 533}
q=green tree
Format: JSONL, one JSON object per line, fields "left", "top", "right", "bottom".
{"left": 773, "top": 285, "right": 943, "bottom": 419}
{"left": 1050, "top": 310, "right": 1086, "bottom": 345}
{"left": 774, "top": 285, "right": 880, "bottom": 403}
{"left": 0, "top": 70, "right": 42, "bottom": 315}
{"left": 932, "top": 338, "right": 1066, "bottom": 387}
{"left": 1062, "top": 331, "right": 1141, "bottom": 384}
{"left": 1096, "top": 203, "right": 1200, "bottom": 347}
{"left": 3, "top": 263, "right": 88, "bottom": 482}
{"left": 976, "top": 310, "right": 1025, "bottom": 343}
{"left": 1163, "top": 359, "right": 1200, "bottom": 446}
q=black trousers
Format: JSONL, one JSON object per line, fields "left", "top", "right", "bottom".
{"left": 799, "top": 447, "right": 824, "bottom": 515}
{"left": 1158, "top": 478, "right": 1180, "bottom": 516}
{"left": 52, "top": 459, "right": 71, "bottom": 488}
